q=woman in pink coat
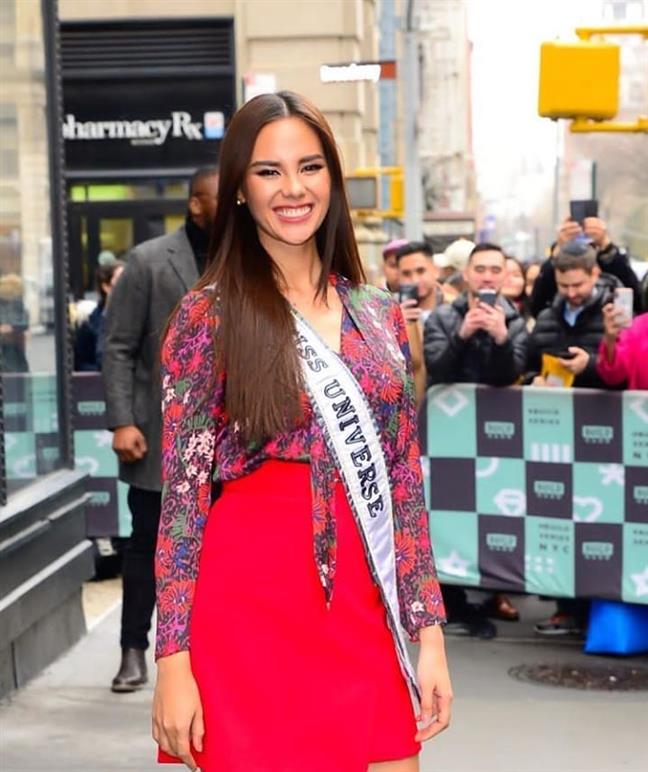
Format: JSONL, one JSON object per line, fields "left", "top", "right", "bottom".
{"left": 597, "top": 305, "right": 648, "bottom": 389}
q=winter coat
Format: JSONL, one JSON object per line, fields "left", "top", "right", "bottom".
{"left": 423, "top": 293, "right": 528, "bottom": 386}
{"left": 74, "top": 303, "right": 105, "bottom": 371}
{"left": 527, "top": 284, "right": 614, "bottom": 389}
{"left": 530, "top": 243, "right": 641, "bottom": 318}
{"left": 103, "top": 226, "right": 199, "bottom": 491}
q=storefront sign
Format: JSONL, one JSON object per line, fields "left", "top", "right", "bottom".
{"left": 62, "top": 77, "right": 234, "bottom": 172}
{"left": 62, "top": 111, "right": 219, "bottom": 146}
{"left": 320, "top": 60, "right": 397, "bottom": 84}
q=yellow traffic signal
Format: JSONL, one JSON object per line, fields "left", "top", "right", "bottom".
{"left": 346, "top": 167, "right": 404, "bottom": 218}
{"left": 390, "top": 174, "right": 404, "bottom": 215}
{"left": 538, "top": 40, "right": 619, "bottom": 120}
{"left": 346, "top": 176, "right": 379, "bottom": 210}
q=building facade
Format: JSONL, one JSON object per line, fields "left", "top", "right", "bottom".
{"left": 0, "top": 0, "right": 384, "bottom": 693}
{"left": 58, "top": 0, "right": 381, "bottom": 295}
{"left": 0, "top": 0, "right": 92, "bottom": 697}
{"left": 416, "top": 0, "right": 477, "bottom": 248}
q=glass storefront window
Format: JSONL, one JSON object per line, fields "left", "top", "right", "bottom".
{"left": 1, "top": 0, "right": 62, "bottom": 496}
{"left": 164, "top": 213, "right": 185, "bottom": 233}
{"left": 69, "top": 181, "right": 189, "bottom": 202}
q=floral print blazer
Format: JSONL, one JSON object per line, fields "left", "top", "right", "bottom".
{"left": 155, "top": 275, "right": 446, "bottom": 659}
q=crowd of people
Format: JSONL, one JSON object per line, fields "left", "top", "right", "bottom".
{"left": 381, "top": 217, "right": 647, "bottom": 639}
{"left": 74, "top": 205, "right": 647, "bottom": 650}
{"left": 74, "top": 194, "right": 647, "bottom": 654}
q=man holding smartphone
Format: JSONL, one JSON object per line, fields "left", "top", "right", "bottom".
{"left": 423, "top": 242, "right": 528, "bottom": 387}
{"left": 423, "top": 242, "right": 528, "bottom": 638}
{"left": 527, "top": 239, "right": 621, "bottom": 637}
{"left": 396, "top": 240, "right": 443, "bottom": 325}
{"left": 529, "top": 211, "right": 641, "bottom": 317}
{"left": 395, "top": 241, "right": 443, "bottom": 406}
{"left": 526, "top": 240, "right": 613, "bottom": 390}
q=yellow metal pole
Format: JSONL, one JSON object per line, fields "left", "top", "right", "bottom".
{"left": 570, "top": 116, "right": 648, "bottom": 133}
{"left": 552, "top": 26, "right": 648, "bottom": 133}
{"left": 575, "top": 25, "right": 648, "bottom": 41}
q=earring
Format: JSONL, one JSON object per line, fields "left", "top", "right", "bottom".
{"left": 236, "top": 198, "right": 244, "bottom": 206}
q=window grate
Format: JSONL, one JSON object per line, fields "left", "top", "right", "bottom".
{"left": 61, "top": 20, "right": 234, "bottom": 76}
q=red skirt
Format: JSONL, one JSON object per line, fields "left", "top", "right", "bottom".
{"left": 159, "top": 460, "right": 419, "bottom": 771}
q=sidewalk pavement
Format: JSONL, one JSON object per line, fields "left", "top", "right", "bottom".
{"left": 1, "top": 595, "right": 646, "bottom": 772}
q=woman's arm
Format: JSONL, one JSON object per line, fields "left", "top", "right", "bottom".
{"left": 390, "top": 304, "right": 452, "bottom": 740}
{"left": 155, "top": 289, "right": 224, "bottom": 659}
{"left": 389, "top": 302, "right": 446, "bottom": 637}
{"left": 596, "top": 303, "right": 629, "bottom": 387}
{"left": 153, "top": 290, "right": 223, "bottom": 769}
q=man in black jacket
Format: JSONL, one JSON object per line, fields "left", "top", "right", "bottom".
{"left": 527, "top": 240, "right": 614, "bottom": 390}
{"left": 423, "top": 243, "right": 528, "bottom": 638}
{"left": 530, "top": 215, "right": 640, "bottom": 317}
{"left": 424, "top": 242, "right": 528, "bottom": 387}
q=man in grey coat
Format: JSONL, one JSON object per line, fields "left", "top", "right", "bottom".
{"left": 103, "top": 166, "right": 218, "bottom": 692}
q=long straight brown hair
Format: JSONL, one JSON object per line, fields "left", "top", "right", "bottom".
{"left": 198, "top": 91, "right": 365, "bottom": 444}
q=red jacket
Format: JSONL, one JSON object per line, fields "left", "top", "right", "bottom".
{"left": 596, "top": 313, "right": 648, "bottom": 390}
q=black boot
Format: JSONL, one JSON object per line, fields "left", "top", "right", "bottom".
{"left": 111, "top": 648, "right": 148, "bottom": 693}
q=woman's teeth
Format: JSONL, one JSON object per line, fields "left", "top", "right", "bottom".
{"left": 276, "top": 206, "right": 311, "bottom": 217}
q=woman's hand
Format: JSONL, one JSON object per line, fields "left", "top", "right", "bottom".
{"left": 415, "top": 624, "right": 453, "bottom": 742}
{"left": 152, "top": 652, "right": 204, "bottom": 771}
{"left": 602, "top": 302, "right": 625, "bottom": 346}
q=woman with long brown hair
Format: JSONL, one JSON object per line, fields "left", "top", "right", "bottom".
{"left": 152, "top": 91, "right": 452, "bottom": 772}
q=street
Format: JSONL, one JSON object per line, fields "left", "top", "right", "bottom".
{"left": 1, "top": 591, "right": 646, "bottom": 772}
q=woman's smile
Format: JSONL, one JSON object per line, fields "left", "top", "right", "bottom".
{"left": 273, "top": 204, "right": 314, "bottom": 223}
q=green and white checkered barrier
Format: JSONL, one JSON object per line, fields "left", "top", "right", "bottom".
{"left": 71, "top": 373, "right": 132, "bottom": 538}
{"left": 6, "top": 374, "right": 647, "bottom": 601}
{"left": 420, "top": 384, "right": 648, "bottom": 605}
{"left": 3, "top": 372, "right": 131, "bottom": 538}
{"left": 4, "top": 373, "right": 61, "bottom": 485}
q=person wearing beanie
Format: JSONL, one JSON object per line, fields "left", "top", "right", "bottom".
{"left": 381, "top": 238, "right": 409, "bottom": 294}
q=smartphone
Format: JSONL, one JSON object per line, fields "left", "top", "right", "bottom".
{"left": 613, "top": 287, "right": 633, "bottom": 327}
{"left": 569, "top": 199, "right": 598, "bottom": 226}
{"left": 477, "top": 289, "right": 497, "bottom": 307}
{"left": 398, "top": 283, "right": 419, "bottom": 305}
{"left": 551, "top": 349, "right": 577, "bottom": 360}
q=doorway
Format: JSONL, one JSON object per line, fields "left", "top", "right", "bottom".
{"left": 67, "top": 189, "right": 187, "bottom": 299}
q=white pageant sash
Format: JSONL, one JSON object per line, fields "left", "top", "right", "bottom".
{"left": 293, "top": 311, "right": 419, "bottom": 701}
